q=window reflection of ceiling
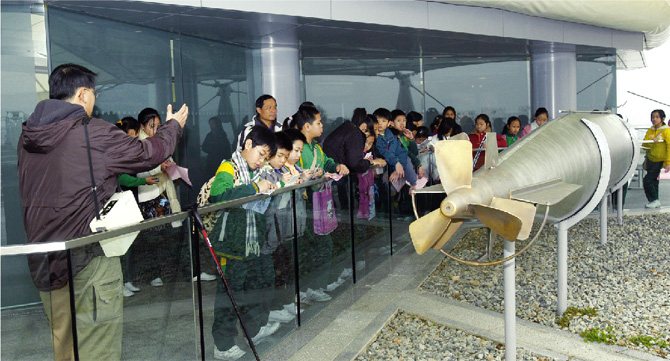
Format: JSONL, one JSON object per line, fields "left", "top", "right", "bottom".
{"left": 47, "top": 1, "right": 616, "bottom": 84}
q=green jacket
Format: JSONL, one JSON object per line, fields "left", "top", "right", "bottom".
{"left": 299, "top": 141, "right": 338, "bottom": 173}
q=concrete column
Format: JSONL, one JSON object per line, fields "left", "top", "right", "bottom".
{"left": 530, "top": 42, "right": 577, "bottom": 120}
{"left": 260, "top": 26, "right": 300, "bottom": 122}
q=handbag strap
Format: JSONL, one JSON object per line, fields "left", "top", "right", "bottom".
{"left": 82, "top": 117, "right": 102, "bottom": 221}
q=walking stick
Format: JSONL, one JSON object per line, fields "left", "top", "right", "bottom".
{"left": 191, "top": 208, "right": 260, "bottom": 361}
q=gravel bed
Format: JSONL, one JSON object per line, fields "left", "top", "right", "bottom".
{"left": 420, "top": 214, "right": 670, "bottom": 358}
{"left": 355, "top": 310, "right": 555, "bottom": 361}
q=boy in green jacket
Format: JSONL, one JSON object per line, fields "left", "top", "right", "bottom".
{"left": 209, "top": 126, "right": 278, "bottom": 360}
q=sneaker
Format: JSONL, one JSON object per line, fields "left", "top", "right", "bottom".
{"left": 193, "top": 272, "right": 217, "bottom": 282}
{"left": 150, "top": 277, "right": 164, "bottom": 287}
{"left": 325, "top": 278, "right": 345, "bottom": 292}
{"left": 268, "top": 309, "right": 295, "bottom": 323}
{"left": 339, "top": 268, "right": 353, "bottom": 280}
{"left": 213, "top": 345, "right": 245, "bottom": 360}
{"left": 283, "top": 303, "right": 305, "bottom": 315}
{"left": 298, "top": 292, "right": 312, "bottom": 305}
{"left": 123, "top": 287, "right": 134, "bottom": 297}
{"left": 306, "top": 288, "right": 332, "bottom": 302}
{"left": 124, "top": 282, "right": 140, "bottom": 292}
{"left": 645, "top": 200, "right": 661, "bottom": 208}
{"left": 252, "top": 322, "right": 280, "bottom": 344}
{"left": 356, "top": 260, "right": 366, "bottom": 271}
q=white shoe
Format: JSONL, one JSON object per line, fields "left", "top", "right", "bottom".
{"left": 150, "top": 277, "right": 164, "bottom": 287}
{"left": 123, "top": 287, "right": 134, "bottom": 297}
{"left": 213, "top": 345, "right": 245, "bottom": 360}
{"left": 325, "top": 278, "right": 345, "bottom": 292}
{"left": 306, "top": 288, "right": 332, "bottom": 302}
{"left": 283, "top": 303, "right": 305, "bottom": 315}
{"left": 298, "top": 292, "right": 312, "bottom": 305}
{"left": 645, "top": 200, "right": 661, "bottom": 208}
{"left": 268, "top": 309, "right": 295, "bottom": 323}
{"left": 339, "top": 268, "right": 353, "bottom": 280}
{"left": 356, "top": 260, "right": 366, "bottom": 271}
{"left": 124, "top": 282, "right": 140, "bottom": 292}
{"left": 193, "top": 272, "right": 217, "bottom": 282}
{"left": 252, "top": 322, "right": 280, "bottom": 344}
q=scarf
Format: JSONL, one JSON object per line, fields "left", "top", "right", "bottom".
{"left": 232, "top": 150, "right": 262, "bottom": 257}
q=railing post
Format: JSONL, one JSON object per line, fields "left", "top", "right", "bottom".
{"left": 189, "top": 210, "right": 206, "bottom": 361}
{"left": 387, "top": 165, "right": 394, "bottom": 255}
{"left": 291, "top": 190, "right": 301, "bottom": 326}
{"left": 348, "top": 175, "right": 357, "bottom": 284}
{"left": 66, "top": 250, "right": 80, "bottom": 361}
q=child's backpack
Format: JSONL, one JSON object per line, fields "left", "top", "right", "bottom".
{"left": 196, "top": 161, "right": 240, "bottom": 232}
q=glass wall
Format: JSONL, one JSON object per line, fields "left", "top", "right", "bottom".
{"left": 1, "top": 2, "right": 48, "bottom": 307}
{"left": 577, "top": 55, "right": 617, "bottom": 113}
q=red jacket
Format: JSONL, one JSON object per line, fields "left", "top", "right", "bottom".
{"left": 18, "top": 99, "right": 183, "bottom": 291}
{"left": 468, "top": 132, "right": 507, "bottom": 171}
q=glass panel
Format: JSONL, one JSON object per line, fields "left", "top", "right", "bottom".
{"left": 195, "top": 189, "right": 301, "bottom": 360}
{"left": 577, "top": 55, "right": 617, "bottom": 112}
{"left": 61, "top": 219, "right": 196, "bottom": 360}
{"left": 1, "top": 254, "right": 55, "bottom": 361}
{"left": 1, "top": 2, "right": 47, "bottom": 309}
{"left": 423, "top": 59, "right": 531, "bottom": 133}
{"left": 174, "top": 35, "right": 251, "bottom": 205}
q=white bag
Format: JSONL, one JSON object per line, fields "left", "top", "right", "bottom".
{"left": 90, "top": 191, "right": 144, "bottom": 257}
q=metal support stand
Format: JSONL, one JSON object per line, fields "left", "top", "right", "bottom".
{"left": 557, "top": 222, "right": 568, "bottom": 316}
{"left": 617, "top": 186, "right": 624, "bottom": 225}
{"left": 600, "top": 195, "right": 607, "bottom": 246}
{"left": 503, "top": 235, "right": 516, "bottom": 361}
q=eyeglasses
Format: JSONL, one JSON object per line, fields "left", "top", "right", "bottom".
{"left": 84, "top": 88, "right": 99, "bottom": 99}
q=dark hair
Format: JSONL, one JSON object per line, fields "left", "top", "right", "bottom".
{"left": 534, "top": 107, "right": 549, "bottom": 118}
{"left": 351, "top": 108, "right": 374, "bottom": 135}
{"left": 244, "top": 126, "right": 276, "bottom": 155}
{"left": 299, "top": 101, "right": 317, "bottom": 111}
{"left": 369, "top": 114, "right": 378, "bottom": 124}
{"left": 652, "top": 109, "right": 666, "bottom": 124}
{"left": 373, "top": 108, "right": 392, "bottom": 121}
{"left": 49, "top": 63, "right": 97, "bottom": 100}
{"left": 416, "top": 126, "right": 431, "bottom": 139}
{"left": 406, "top": 121, "right": 418, "bottom": 132}
{"left": 116, "top": 117, "right": 140, "bottom": 134}
{"left": 284, "top": 128, "right": 307, "bottom": 145}
{"left": 475, "top": 114, "right": 491, "bottom": 127}
{"left": 391, "top": 109, "right": 406, "bottom": 122}
{"left": 388, "top": 127, "right": 400, "bottom": 137}
{"left": 430, "top": 115, "right": 444, "bottom": 132}
{"left": 437, "top": 117, "right": 461, "bottom": 140}
{"left": 138, "top": 108, "right": 161, "bottom": 126}
{"left": 502, "top": 116, "right": 521, "bottom": 136}
{"left": 274, "top": 131, "right": 293, "bottom": 152}
{"left": 291, "top": 107, "right": 320, "bottom": 132}
{"left": 442, "top": 106, "right": 456, "bottom": 117}
{"left": 255, "top": 95, "right": 275, "bottom": 111}
{"left": 407, "top": 111, "right": 422, "bottom": 124}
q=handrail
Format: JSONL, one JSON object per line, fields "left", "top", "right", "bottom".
{"left": 1, "top": 177, "right": 329, "bottom": 257}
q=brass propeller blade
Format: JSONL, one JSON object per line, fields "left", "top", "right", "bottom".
{"left": 490, "top": 197, "right": 536, "bottom": 240}
{"left": 471, "top": 204, "right": 522, "bottom": 241}
{"left": 409, "top": 208, "right": 451, "bottom": 255}
{"left": 431, "top": 219, "right": 463, "bottom": 251}
{"left": 434, "top": 140, "right": 473, "bottom": 194}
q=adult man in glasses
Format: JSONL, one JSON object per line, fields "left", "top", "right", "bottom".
{"left": 17, "top": 63, "right": 189, "bottom": 360}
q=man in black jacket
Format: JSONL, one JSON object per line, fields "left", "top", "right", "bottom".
{"left": 18, "top": 63, "right": 188, "bottom": 360}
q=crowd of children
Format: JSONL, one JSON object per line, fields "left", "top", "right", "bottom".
{"left": 185, "top": 96, "right": 551, "bottom": 360}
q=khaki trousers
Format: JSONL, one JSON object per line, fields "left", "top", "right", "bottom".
{"left": 40, "top": 256, "right": 123, "bottom": 361}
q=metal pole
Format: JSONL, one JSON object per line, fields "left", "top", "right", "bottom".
{"left": 503, "top": 235, "right": 516, "bottom": 361}
{"left": 557, "top": 222, "right": 568, "bottom": 316}
{"left": 66, "top": 250, "right": 80, "bottom": 361}
{"left": 600, "top": 194, "right": 607, "bottom": 246}
{"left": 189, "top": 215, "right": 206, "bottom": 361}
{"left": 349, "top": 176, "right": 357, "bottom": 284}
{"left": 291, "top": 190, "right": 301, "bottom": 326}
{"left": 388, "top": 165, "right": 394, "bottom": 255}
{"left": 617, "top": 186, "right": 623, "bottom": 225}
